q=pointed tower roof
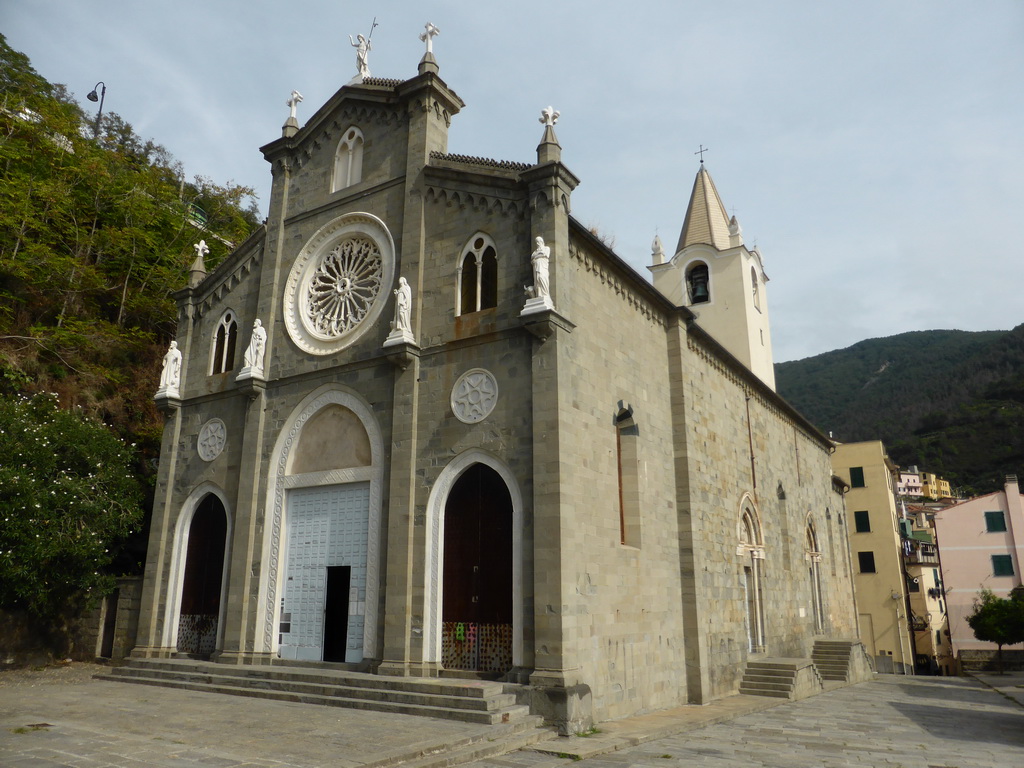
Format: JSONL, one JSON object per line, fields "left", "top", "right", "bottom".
{"left": 675, "top": 165, "right": 733, "bottom": 253}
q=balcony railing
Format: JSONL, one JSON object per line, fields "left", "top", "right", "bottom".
{"left": 904, "top": 543, "right": 939, "bottom": 565}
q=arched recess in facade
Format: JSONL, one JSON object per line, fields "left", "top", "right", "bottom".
{"left": 737, "top": 494, "right": 766, "bottom": 653}
{"left": 259, "top": 385, "right": 384, "bottom": 662}
{"left": 424, "top": 449, "right": 524, "bottom": 673}
{"left": 161, "top": 484, "right": 233, "bottom": 655}
{"left": 805, "top": 515, "right": 825, "bottom": 633}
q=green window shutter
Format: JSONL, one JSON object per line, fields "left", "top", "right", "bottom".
{"left": 849, "top": 467, "right": 865, "bottom": 487}
{"left": 984, "top": 511, "right": 1007, "bottom": 533}
{"left": 992, "top": 555, "right": 1014, "bottom": 577}
{"left": 854, "top": 510, "right": 871, "bottom": 533}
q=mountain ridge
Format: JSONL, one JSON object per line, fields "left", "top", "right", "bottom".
{"left": 776, "top": 325, "right": 1024, "bottom": 495}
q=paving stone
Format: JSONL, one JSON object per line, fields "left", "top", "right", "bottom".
{"left": 5, "top": 673, "right": 1024, "bottom": 767}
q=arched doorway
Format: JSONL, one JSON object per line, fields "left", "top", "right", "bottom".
{"left": 177, "top": 495, "right": 227, "bottom": 657}
{"left": 442, "top": 463, "right": 513, "bottom": 674}
{"left": 278, "top": 401, "right": 377, "bottom": 663}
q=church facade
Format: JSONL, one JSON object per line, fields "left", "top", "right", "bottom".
{"left": 134, "top": 49, "right": 861, "bottom": 731}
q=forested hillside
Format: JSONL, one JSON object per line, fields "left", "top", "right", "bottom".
{"left": 0, "top": 37, "right": 259, "bottom": 596}
{"left": 776, "top": 325, "right": 1024, "bottom": 495}
{"left": 1, "top": 36, "right": 258, "bottom": 468}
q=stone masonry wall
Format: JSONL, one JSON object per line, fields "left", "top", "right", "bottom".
{"left": 678, "top": 334, "right": 858, "bottom": 699}
{"left": 558, "top": 236, "right": 688, "bottom": 721}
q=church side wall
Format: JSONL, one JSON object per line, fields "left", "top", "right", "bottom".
{"left": 678, "top": 335, "right": 857, "bottom": 699}
{"left": 559, "top": 237, "right": 687, "bottom": 721}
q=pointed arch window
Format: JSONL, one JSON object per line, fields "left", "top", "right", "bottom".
{"left": 211, "top": 310, "right": 238, "bottom": 375}
{"left": 457, "top": 234, "right": 498, "bottom": 315}
{"left": 738, "top": 503, "right": 766, "bottom": 653}
{"left": 751, "top": 266, "right": 761, "bottom": 311}
{"left": 332, "top": 126, "right": 364, "bottom": 192}
{"left": 686, "top": 261, "right": 710, "bottom": 304}
{"left": 806, "top": 521, "right": 825, "bottom": 633}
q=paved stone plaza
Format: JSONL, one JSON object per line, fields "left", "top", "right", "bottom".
{"left": 480, "top": 674, "right": 1024, "bottom": 768}
{"left": 1, "top": 665, "right": 1022, "bottom": 767}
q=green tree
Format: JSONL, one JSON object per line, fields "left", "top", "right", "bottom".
{"left": 0, "top": 393, "right": 143, "bottom": 647}
{"left": 0, "top": 33, "right": 258, "bottom": 477}
{"left": 965, "top": 588, "right": 1024, "bottom": 674}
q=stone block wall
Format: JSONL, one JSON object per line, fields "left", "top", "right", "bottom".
{"left": 556, "top": 235, "right": 688, "bottom": 721}
{"left": 677, "top": 332, "right": 858, "bottom": 700}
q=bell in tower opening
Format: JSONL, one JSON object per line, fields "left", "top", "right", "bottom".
{"left": 687, "top": 262, "right": 710, "bottom": 304}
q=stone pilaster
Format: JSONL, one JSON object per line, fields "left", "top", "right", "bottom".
{"left": 214, "top": 385, "right": 271, "bottom": 665}
{"left": 378, "top": 354, "right": 423, "bottom": 675}
{"left": 667, "top": 316, "right": 710, "bottom": 703}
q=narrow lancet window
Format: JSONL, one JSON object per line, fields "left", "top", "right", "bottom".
{"left": 332, "top": 127, "right": 364, "bottom": 192}
{"left": 457, "top": 234, "right": 498, "bottom": 315}
{"left": 211, "top": 311, "right": 238, "bottom": 375}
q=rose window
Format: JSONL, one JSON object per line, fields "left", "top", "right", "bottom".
{"left": 305, "top": 236, "right": 382, "bottom": 337}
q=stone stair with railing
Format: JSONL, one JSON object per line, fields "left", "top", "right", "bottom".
{"left": 738, "top": 657, "right": 823, "bottom": 700}
{"left": 812, "top": 639, "right": 856, "bottom": 682}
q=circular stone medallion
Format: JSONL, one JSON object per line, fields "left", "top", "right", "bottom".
{"left": 451, "top": 368, "right": 499, "bottom": 424}
{"left": 197, "top": 418, "right": 227, "bottom": 461}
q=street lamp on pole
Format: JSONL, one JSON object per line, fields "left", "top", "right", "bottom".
{"left": 86, "top": 81, "right": 106, "bottom": 139}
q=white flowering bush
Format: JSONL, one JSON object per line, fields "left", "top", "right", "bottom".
{"left": 0, "top": 393, "right": 143, "bottom": 625}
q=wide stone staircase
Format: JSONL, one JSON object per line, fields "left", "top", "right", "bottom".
{"left": 738, "top": 657, "right": 823, "bottom": 700}
{"left": 96, "top": 658, "right": 543, "bottom": 728}
{"left": 811, "top": 639, "right": 856, "bottom": 682}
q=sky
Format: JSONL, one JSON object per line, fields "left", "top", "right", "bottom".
{"left": 4, "top": 1, "right": 1023, "bottom": 362}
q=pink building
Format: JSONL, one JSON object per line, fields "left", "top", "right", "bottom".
{"left": 898, "top": 468, "right": 922, "bottom": 497}
{"left": 933, "top": 476, "right": 1024, "bottom": 653}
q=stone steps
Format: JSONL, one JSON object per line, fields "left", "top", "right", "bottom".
{"left": 96, "top": 659, "right": 536, "bottom": 726}
{"left": 812, "top": 639, "right": 854, "bottom": 681}
{"left": 739, "top": 658, "right": 823, "bottom": 700}
{"left": 397, "top": 726, "right": 557, "bottom": 768}
{"left": 739, "top": 660, "right": 798, "bottom": 698}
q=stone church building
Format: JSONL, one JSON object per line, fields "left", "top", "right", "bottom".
{"left": 134, "top": 45, "right": 863, "bottom": 731}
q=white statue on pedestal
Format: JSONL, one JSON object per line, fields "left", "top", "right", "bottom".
{"left": 157, "top": 341, "right": 182, "bottom": 396}
{"left": 237, "top": 318, "right": 267, "bottom": 381}
{"left": 394, "top": 277, "right": 411, "bottom": 333}
{"left": 349, "top": 33, "right": 371, "bottom": 79}
{"left": 521, "top": 236, "right": 554, "bottom": 316}
{"left": 531, "top": 237, "right": 550, "bottom": 299}
{"left": 384, "top": 276, "right": 416, "bottom": 347}
{"left": 243, "top": 319, "right": 267, "bottom": 372}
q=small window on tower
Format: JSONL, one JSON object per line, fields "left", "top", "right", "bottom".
{"left": 457, "top": 234, "right": 498, "bottom": 315}
{"left": 332, "top": 126, "right": 364, "bottom": 192}
{"left": 211, "top": 310, "right": 238, "bottom": 375}
{"left": 686, "top": 262, "right": 710, "bottom": 304}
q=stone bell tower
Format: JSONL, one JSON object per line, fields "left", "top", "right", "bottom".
{"left": 650, "top": 164, "right": 775, "bottom": 389}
